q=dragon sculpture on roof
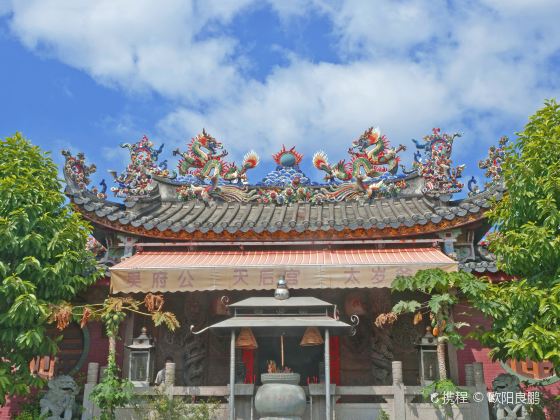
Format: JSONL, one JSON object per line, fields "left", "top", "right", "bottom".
{"left": 319, "top": 175, "right": 406, "bottom": 202}
{"left": 468, "top": 135, "right": 508, "bottom": 196}
{"left": 173, "top": 129, "right": 259, "bottom": 184}
{"left": 410, "top": 128, "right": 465, "bottom": 197}
{"left": 62, "top": 126, "right": 476, "bottom": 205}
{"left": 109, "top": 136, "right": 172, "bottom": 198}
{"left": 479, "top": 135, "right": 508, "bottom": 187}
{"left": 309, "top": 127, "right": 407, "bottom": 201}
{"left": 313, "top": 127, "right": 406, "bottom": 182}
{"left": 61, "top": 150, "right": 107, "bottom": 199}
{"left": 174, "top": 130, "right": 260, "bottom": 203}
{"left": 176, "top": 175, "right": 259, "bottom": 203}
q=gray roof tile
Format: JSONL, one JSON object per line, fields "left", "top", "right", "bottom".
{"left": 66, "top": 177, "right": 503, "bottom": 236}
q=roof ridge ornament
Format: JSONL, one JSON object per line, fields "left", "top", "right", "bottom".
{"left": 109, "top": 136, "right": 173, "bottom": 199}
{"left": 310, "top": 126, "right": 408, "bottom": 202}
{"left": 313, "top": 126, "right": 406, "bottom": 183}
{"left": 478, "top": 135, "right": 508, "bottom": 189}
{"left": 272, "top": 145, "right": 303, "bottom": 169}
{"left": 174, "top": 129, "right": 261, "bottom": 203}
{"left": 411, "top": 128, "right": 465, "bottom": 198}
{"left": 173, "top": 129, "right": 260, "bottom": 185}
{"left": 467, "top": 176, "right": 480, "bottom": 196}
{"left": 61, "top": 150, "right": 107, "bottom": 199}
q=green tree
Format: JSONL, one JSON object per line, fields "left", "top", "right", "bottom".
{"left": 474, "top": 100, "right": 560, "bottom": 373}
{"left": 0, "top": 133, "right": 102, "bottom": 404}
{"left": 389, "top": 269, "right": 486, "bottom": 380}
{"left": 134, "top": 385, "right": 219, "bottom": 420}
{"left": 50, "top": 295, "right": 179, "bottom": 419}
{"left": 90, "top": 352, "right": 134, "bottom": 420}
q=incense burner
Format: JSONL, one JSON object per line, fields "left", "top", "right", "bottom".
{"left": 255, "top": 373, "right": 306, "bottom": 420}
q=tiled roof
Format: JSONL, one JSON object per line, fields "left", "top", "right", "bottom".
{"left": 62, "top": 130, "right": 505, "bottom": 240}
{"left": 459, "top": 260, "right": 498, "bottom": 273}
{"left": 66, "top": 178, "right": 502, "bottom": 237}
{"left": 458, "top": 244, "right": 500, "bottom": 274}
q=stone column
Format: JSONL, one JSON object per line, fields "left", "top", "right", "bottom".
{"left": 164, "top": 362, "right": 176, "bottom": 387}
{"left": 464, "top": 364, "right": 474, "bottom": 386}
{"left": 473, "top": 362, "right": 484, "bottom": 386}
{"left": 82, "top": 363, "right": 100, "bottom": 420}
{"left": 392, "top": 361, "right": 405, "bottom": 420}
{"left": 164, "top": 361, "right": 176, "bottom": 401}
{"left": 87, "top": 362, "right": 99, "bottom": 384}
{"left": 473, "top": 362, "right": 490, "bottom": 420}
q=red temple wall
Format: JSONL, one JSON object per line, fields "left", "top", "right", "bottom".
{"left": 454, "top": 302, "right": 560, "bottom": 394}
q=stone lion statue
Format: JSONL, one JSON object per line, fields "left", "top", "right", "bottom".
{"left": 491, "top": 373, "right": 527, "bottom": 420}
{"left": 39, "top": 375, "right": 79, "bottom": 420}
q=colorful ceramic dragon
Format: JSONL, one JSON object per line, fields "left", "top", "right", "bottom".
{"left": 173, "top": 129, "right": 259, "bottom": 183}
{"left": 411, "top": 128, "right": 464, "bottom": 196}
{"left": 109, "top": 136, "right": 171, "bottom": 198}
{"left": 61, "top": 150, "right": 97, "bottom": 190}
{"left": 319, "top": 176, "right": 406, "bottom": 202}
{"left": 313, "top": 127, "right": 406, "bottom": 181}
{"left": 311, "top": 154, "right": 352, "bottom": 181}
{"left": 176, "top": 175, "right": 259, "bottom": 203}
{"left": 478, "top": 135, "right": 508, "bottom": 188}
{"left": 61, "top": 150, "right": 107, "bottom": 199}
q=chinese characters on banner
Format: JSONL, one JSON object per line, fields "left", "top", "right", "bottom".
{"left": 112, "top": 264, "right": 455, "bottom": 293}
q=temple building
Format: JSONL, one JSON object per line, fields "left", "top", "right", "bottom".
{"left": 54, "top": 127, "right": 557, "bottom": 418}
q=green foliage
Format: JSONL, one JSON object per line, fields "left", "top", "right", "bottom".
{"left": 375, "top": 408, "right": 390, "bottom": 420}
{"left": 134, "top": 386, "right": 220, "bottom": 420}
{"left": 83, "top": 294, "right": 179, "bottom": 419}
{"left": 13, "top": 398, "right": 44, "bottom": 420}
{"left": 392, "top": 300, "right": 421, "bottom": 314}
{"left": 392, "top": 269, "right": 487, "bottom": 296}
{"left": 472, "top": 100, "right": 560, "bottom": 373}
{"left": 14, "top": 409, "right": 43, "bottom": 420}
{"left": 90, "top": 352, "right": 134, "bottom": 420}
{"left": 422, "top": 378, "right": 471, "bottom": 420}
{"left": 488, "top": 100, "right": 560, "bottom": 278}
{"left": 391, "top": 269, "right": 486, "bottom": 348}
{"left": 0, "top": 133, "right": 102, "bottom": 404}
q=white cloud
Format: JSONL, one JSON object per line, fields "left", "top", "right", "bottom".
{"left": 158, "top": 59, "right": 454, "bottom": 163}
{"left": 316, "top": 0, "right": 451, "bottom": 59}
{"left": 8, "top": 0, "right": 252, "bottom": 102}
{"left": 4, "top": 0, "right": 560, "bottom": 170}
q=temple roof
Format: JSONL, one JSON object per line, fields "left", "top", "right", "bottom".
{"left": 458, "top": 244, "right": 499, "bottom": 274}
{"left": 66, "top": 180, "right": 501, "bottom": 240}
{"left": 459, "top": 259, "right": 498, "bottom": 274}
{"left": 62, "top": 127, "right": 505, "bottom": 240}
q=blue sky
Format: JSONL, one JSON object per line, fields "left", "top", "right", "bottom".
{"left": 1, "top": 1, "right": 559, "bottom": 191}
